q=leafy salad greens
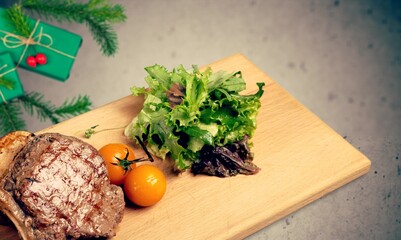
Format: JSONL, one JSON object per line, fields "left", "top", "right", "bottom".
{"left": 125, "top": 64, "right": 265, "bottom": 173}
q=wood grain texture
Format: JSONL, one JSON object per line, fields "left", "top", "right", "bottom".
{"left": 0, "top": 53, "right": 371, "bottom": 239}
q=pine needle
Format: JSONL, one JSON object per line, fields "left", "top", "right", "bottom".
{"left": 5, "top": 5, "right": 31, "bottom": 38}
{"left": 87, "top": 0, "right": 127, "bottom": 23}
{"left": 0, "top": 101, "right": 27, "bottom": 136}
{"left": 86, "top": 18, "right": 118, "bottom": 56}
{"left": 0, "top": 92, "right": 92, "bottom": 135}
{"left": 18, "top": 91, "right": 60, "bottom": 124}
{"left": 55, "top": 95, "right": 92, "bottom": 118}
{"left": 21, "top": 0, "right": 127, "bottom": 56}
{"left": 18, "top": 92, "right": 92, "bottom": 125}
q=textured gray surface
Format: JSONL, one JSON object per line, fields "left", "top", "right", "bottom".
{"left": 12, "top": 0, "right": 401, "bottom": 239}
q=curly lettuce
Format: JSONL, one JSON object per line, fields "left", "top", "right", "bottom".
{"left": 125, "top": 64, "right": 265, "bottom": 171}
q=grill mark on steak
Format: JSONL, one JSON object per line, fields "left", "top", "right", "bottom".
{"left": 0, "top": 133, "right": 125, "bottom": 239}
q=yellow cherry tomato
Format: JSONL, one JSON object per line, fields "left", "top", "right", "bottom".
{"left": 99, "top": 143, "right": 137, "bottom": 185}
{"left": 124, "top": 164, "right": 167, "bottom": 207}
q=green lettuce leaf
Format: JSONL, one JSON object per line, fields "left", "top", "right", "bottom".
{"left": 125, "top": 64, "right": 265, "bottom": 171}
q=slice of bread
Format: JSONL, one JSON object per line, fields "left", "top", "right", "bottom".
{"left": 0, "top": 131, "right": 34, "bottom": 178}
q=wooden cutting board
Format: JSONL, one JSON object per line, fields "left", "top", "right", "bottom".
{"left": 0, "top": 53, "right": 371, "bottom": 239}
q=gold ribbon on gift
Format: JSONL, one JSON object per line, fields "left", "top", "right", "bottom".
{"left": 0, "top": 64, "right": 17, "bottom": 104}
{"left": 0, "top": 20, "right": 75, "bottom": 67}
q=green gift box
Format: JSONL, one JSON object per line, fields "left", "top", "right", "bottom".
{"left": 0, "top": 52, "right": 23, "bottom": 104}
{"left": 0, "top": 7, "right": 82, "bottom": 81}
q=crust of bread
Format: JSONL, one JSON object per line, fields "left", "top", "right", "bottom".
{"left": 0, "top": 131, "right": 35, "bottom": 240}
{"left": 0, "top": 131, "right": 34, "bottom": 179}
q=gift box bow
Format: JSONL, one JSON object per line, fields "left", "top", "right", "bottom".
{"left": 0, "top": 20, "right": 76, "bottom": 66}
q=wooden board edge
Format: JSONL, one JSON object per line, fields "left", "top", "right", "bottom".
{"left": 230, "top": 156, "right": 371, "bottom": 239}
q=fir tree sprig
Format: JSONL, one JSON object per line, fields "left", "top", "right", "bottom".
{"left": 19, "top": 91, "right": 60, "bottom": 123}
{"left": 86, "top": 18, "right": 117, "bottom": 56}
{"left": 18, "top": 91, "right": 92, "bottom": 124}
{"left": 54, "top": 95, "right": 92, "bottom": 118}
{"left": 0, "top": 101, "right": 26, "bottom": 135}
{"left": 20, "top": 0, "right": 127, "bottom": 56}
{"left": 5, "top": 4, "right": 31, "bottom": 38}
{"left": 0, "top": 92, "right": 92, "bottom": 136}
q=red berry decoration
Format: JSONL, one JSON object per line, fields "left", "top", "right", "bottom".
{"left": 26, "top": 56, "right": 37, "bottom": 68}
{"left": 35, "top": 53, "right": 47, "bottom": 65}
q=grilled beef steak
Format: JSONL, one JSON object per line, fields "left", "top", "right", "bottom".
{"left": 0, "top": 132, "right": 125, "bottom": 239}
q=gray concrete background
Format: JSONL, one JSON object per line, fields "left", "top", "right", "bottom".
{"left": 10, "top": 0, "right": 401, "bottom": 239}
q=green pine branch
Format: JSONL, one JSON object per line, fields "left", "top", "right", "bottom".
{"left": 55, "top": 95, "right": 92, "bottom": 118}
{"left": 20, "top": 0, "right": 126, "bottom": 56}
{"left": 18, "top": 92, "right": 92, "bottom": 125}
{"left": 0, "top": 92, "right": 92, "bottom": 136}
{"left": 5, "top": 4, "right": 31, "bottom": 38}
{"left": 87, "top": 0, "right": 127, "bottom": 23}
{"left": 19, "top": 92, "right": 60, "bottom": 124}
{"left": 0, "top": 101, "right": 26, "bottom": 136}
{"left": 86, "top": 18, "right": 118, "bottom": 56}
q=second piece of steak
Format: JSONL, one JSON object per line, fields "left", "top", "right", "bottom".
{"left": 0, "top": 132, "right": 125, "bottom": 239}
